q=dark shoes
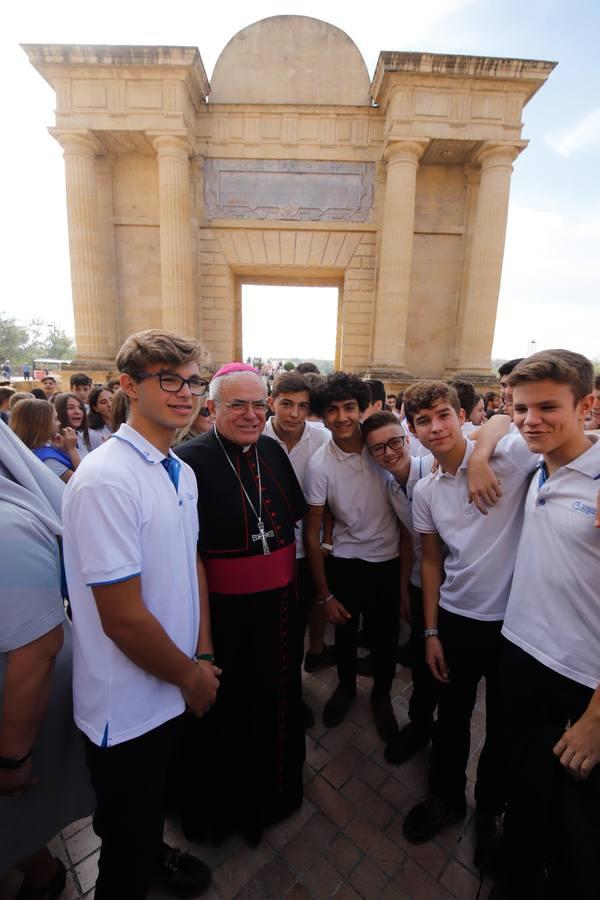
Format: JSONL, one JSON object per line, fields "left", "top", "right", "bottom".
{"left": 403, "top": 797, "right": 467, "bottom": 844}
{"left": 474, "top": 811, "right": 504, "bottom": 879}
{"left": 371, "top": 694, "right": 399, "bottom": 743}
{"left": 384, "top": 722, "right": 430, "bottom": 765}
{"left": 356, "top": 654, "right": 373, "bottom": 677}
{"left": 16, "top": 859, "right": 66, "bottom": 900}
{"left": 304, "top": 643, "right": 336, "bottom": 673}
{"left": 158, "top": 844, "right": 212, "bottom": 898}
{"left": 302, "top": 700, "right": 315, "bottom": 730}
{"left": 322, "top": 684, "right": 356, "bottom": 728}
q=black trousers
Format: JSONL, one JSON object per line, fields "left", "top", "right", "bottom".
{"left": 327, "top": 556, "right": 400, "bottom": 697}
{"left": 84, "top": 715, "right": 184, "bottom": 900}
{"left": 407, "top": 582, "right": 438, "bottom": 735}
{"left": 430, "top": 607, "right": 505, "bottom": 813}
{"left": 500, "top": 640, "right": 600, "bottom": 900}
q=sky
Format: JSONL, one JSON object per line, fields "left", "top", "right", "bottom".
{"left": 2, "top": 0, "right": 599, "bottom": 363}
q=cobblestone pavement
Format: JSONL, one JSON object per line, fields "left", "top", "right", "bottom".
{"left": 1, "top": 656, "right": 492, "bottom": 900}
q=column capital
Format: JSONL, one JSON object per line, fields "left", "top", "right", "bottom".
{"left": 50, "top": 129, "right": 101, "bottom": 158}
{"left": 383, "top": 139, "right": 429, "bottom": 166}
{"left": 473, "top": 141, "right": 528, "bottom": 170}
{"left": 149, "top": 133, "right": 193, "bottom": 159}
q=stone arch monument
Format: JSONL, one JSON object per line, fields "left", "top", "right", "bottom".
{"left": 24, "top": 17, "right": 555, "bottom": 383}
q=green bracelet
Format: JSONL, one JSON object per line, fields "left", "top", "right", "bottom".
{"left": 194, "top": 653, "right": 215, "bottom": 663}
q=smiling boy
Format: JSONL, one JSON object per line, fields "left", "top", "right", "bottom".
{"left": 62, "top": 330, "right": 218, "bottom": 899}
{"left": 495, "top": 349, "right": 600, "bottom": 900}
{"left": 304, "top": 373, "right": 412, "bottom": 744}
{"left": 400, "top": 381, "right": 536, "bottom": 862}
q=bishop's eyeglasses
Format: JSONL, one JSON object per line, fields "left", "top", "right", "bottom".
{"left": 136, "top": 373, "right": 208, "bottom": 395}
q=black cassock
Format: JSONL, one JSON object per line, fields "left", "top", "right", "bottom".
{"left": 176, "top": 428, "right": 307, "bottom": 843}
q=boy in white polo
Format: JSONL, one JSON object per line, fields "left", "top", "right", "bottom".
{"left": 496, "top": 350, "right": 600, "bottom": 900}
{"left": 304, "top": 373, "right": 413, "bottom": 745}
{"left": 400, "top": 381, "right": 536, "bottom": 862}
{"left": 361, "top": 410, "right": 437, "bottom": 764}
{"left": 264, "top": 370, "right": 331, "bottom": 725}
{"left": 62, "top": 330, "right": 220, "bottom": 900}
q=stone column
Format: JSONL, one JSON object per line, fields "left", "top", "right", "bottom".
{"left": 57, "top": 132, "right": 112, "bottom": 361}
{"left": 153, "top": 135, "right": 195, "bottom": 336}
{"left": 95, "top": 156, "right": 119, "bottom": 357}
{"left": 370, "top": 140, "right": 427, "bottom": 375}
{"left": 452, "top": 143, "right": 523, "bottom": 374}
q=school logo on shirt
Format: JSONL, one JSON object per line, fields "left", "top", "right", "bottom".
{"left": 572, "top": 501, "right": 595, "bottom": 518}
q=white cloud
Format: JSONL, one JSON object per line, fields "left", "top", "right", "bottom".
{"left": 545, "top": 107, "right": 600, "bottom": 157}
{"left": 493, "top": 205, "right": 600, "bottom": 360}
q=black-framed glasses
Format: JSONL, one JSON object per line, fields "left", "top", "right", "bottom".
{"left": 367, "top": 435, "right": 407, "bottom": 458}
{"left": 136, "top": 372, "right": 208, "bottom": 396}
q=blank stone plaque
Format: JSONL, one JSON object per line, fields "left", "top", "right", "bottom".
{"left": 204, "top": 159, "right": 375, "bottom": 222}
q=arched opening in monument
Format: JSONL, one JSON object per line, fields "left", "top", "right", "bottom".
{"left": 241, "top": 283, "right": 339, "bottom": 372}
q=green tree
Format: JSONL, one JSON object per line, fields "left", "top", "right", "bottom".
{"left": 41, "top": 324, "right": 75, "bottom": 360}
{"left": 283, "top": 360, "right": 295, "bottom": 371}
{"left": 0, "top": 312, "right": 30, "bottom": 364}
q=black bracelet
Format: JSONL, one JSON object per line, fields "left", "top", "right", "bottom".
{"left": 0, "top": 749, "right": 32, "bottom": 770}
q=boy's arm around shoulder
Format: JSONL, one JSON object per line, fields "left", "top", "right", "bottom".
{"left": 467, "top": 415, "right": 512, "bottom": 513}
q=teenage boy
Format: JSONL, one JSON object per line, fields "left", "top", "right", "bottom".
{"left": 362, "top": 411, "right": 437, "bottom": 763}
{"left": 362, "top": 379, "right": 386, "bottom": 419}
{"left": 400, "top": 381, "right": 536, "bottom": 860}
{"left": 40, "top": 375, "right": 58, "bottom": 401}
{"left": 70, "top": 372, "right": 93, "bottom": 407}
{"left": 62, "top": 330, "right": 219, "bottom": 900}
{"left": 264, "top": 371, "right": 332, "bottom": 718}
{"left": 494, "top": 350, "right": 600, "bottom": 900}
{"left": 590, "top": 373, "right": 600, "bottom": 430}
{"left": 304, "top": 373, "right": 412, "bottom": 743}
{"left": 498, "top": 358, "right": 523, "bottom": 409}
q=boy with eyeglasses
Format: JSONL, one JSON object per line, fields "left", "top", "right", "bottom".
{"left": 62, "top": 330, "right": 218, "bottom": 900}
{"left": 361, "top": 411, "right": 438, "bottom": 764}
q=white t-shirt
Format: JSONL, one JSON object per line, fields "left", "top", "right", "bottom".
{"left": 88, "top": 424, "right": 112, "bottom": 451}
{"left": 263, "top": 418, "right": 330, "bottom": 558}
{"left": 62, "top": 423, "right": 201, "bottom": 747}
{"left": 503, "top": 435, "right": 600, "bottom": 689}
{"left": 388, "top": 453, "right": 435, "bottom": 587}
{"left": 305, "top": 439, "right": 401, "bottom": 562}
{"left": 412, "top": 434, "right": 537, "bottom": 621}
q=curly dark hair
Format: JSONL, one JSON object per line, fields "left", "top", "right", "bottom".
{"left": 311, "top": 372, "right": 371, "bottom": 416}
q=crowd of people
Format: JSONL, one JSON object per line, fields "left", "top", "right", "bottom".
{"left": 1, "top": 332, "right": 599, "bottom": 900}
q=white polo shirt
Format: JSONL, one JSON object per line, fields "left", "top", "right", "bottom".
{"left": 62, "top": 423, "right": 201, "bottom": 747}
{"left": 503, "top": 435, "right": 600, "bottom": 689}
{"left": 388, "top": 453, "right": 435, "bottom": 587}
{"left": 263, "top": 418, "right": 330, "bottom": 558}
{"left": 305, "top": 439, "right": 401, "bottom": 562}
{"left": 412, "top": 434, "right": 537, "bottom": 621}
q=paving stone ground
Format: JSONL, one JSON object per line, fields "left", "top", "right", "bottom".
{"left": 0, "top": 648, "right": 493, "bottom": 900}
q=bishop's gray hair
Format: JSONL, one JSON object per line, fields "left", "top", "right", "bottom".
{"left": 209, "top": 370, "right": 266, "bottom": 402}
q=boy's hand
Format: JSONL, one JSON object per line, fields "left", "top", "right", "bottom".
{"left": 467, "top": 458, "right": 503, "bottom": 514}
{"left": 425, "top": 636, "right": 449, "bottom": 683}
{"left": 321, "top": 596, "right": 351, "bottom": 625}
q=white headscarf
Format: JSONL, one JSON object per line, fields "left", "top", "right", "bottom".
{"left": 0, "top": 420, "right": 63, "bottom": 537}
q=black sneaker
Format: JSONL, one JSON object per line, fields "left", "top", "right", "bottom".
{"left": 384, "top": 722, "right": 430, "bottom": 765}
{"left": 303, "top": 700, "right": 315, "bottom": 729}
{"left": 371, "top": 694, "right": 400, "bottom": 743}
{"left": 474, "top": 811, "right": 504, "bottom": 879}
{"left": 157, "top": 844, "right": 211, "bottom": 898}
{"left": 403, "top": 797, "right": 467, "bottom": 844}
{"left": 322, "top": 684, "right": 356, "bottom": 728}
{"left": 304, "top": 643, "right": 336, "bottom": 673}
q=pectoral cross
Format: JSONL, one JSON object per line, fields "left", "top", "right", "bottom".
{"left": 252, "top": 519, "right": 275, "bottom": 555}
